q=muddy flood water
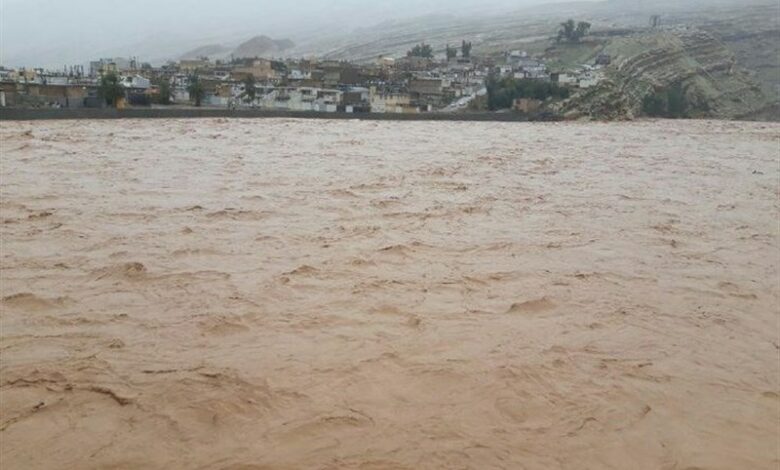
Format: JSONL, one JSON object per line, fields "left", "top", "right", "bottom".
{"left": 1, "top": 118, "right": 778, "bottom": 469}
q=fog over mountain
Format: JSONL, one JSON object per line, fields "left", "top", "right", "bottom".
{"left": 1, "top": 0, "right": 594, "bottom": 68}
{"left": 2, "top": 0, "right": 767, "bottom": 68}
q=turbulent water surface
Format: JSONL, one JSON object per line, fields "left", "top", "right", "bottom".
{"left": 1, "top": 118, "right": 778, "bottom": 469}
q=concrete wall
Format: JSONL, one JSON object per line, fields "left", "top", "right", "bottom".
{"left": 0, "top": 107, "right": 549, "bottom": 122}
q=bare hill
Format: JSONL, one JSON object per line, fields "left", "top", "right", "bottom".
{"left": 180, "top": 44, "right": 231, "bottom": 60}
{"left": 232, "top": 35, "right": 295, "bottom": 59}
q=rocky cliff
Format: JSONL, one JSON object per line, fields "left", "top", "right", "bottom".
{"left": 560, "top": 29, "right": 772, "bottom": 120}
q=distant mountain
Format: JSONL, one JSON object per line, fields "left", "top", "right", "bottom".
{"left": 175, "top": 35, "right": 296, "bottom": 63}
{"left": 180, "top": 44, "right": 231, "bottom": 60}
{"left": 232, "top": 36, "right": 295, "bottom": 59}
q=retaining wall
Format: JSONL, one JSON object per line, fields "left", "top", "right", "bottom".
{"left": 0, "top": 108, "right": 544, "bottom": 122}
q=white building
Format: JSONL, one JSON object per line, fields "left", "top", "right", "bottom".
{"left": 241, "top": 86, "right": 342, "bottom": 112}
{"left": 121, "top": 75, "right": 151, "bottom": 90}
{"left": 288, "top": 69, "right": 312, "bottom": 81}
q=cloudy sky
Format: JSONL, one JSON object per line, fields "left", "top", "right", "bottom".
{"left": 0, "top": 0, "right": 604, "bottom": 68}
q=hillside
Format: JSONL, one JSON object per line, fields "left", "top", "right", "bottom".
{"left": 285, "top": 0, "right": 776, "bottom": 120}
{"left": 551, "top": 28, "right": 771, "bottom": 120}
{"left": 178, "top": 35, "right": 296, "bottom": 61}
{"left": 232, "top": 35, "right": 295, "bottom": 59}
{"left": 696, "top": 2, "right": 780, "bottom": 103}
{"left": 180, "top": 44, "right": 231, "bottom": 60}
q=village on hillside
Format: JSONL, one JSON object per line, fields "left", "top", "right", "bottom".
{"left": 0, "top": 22, "right": 610, "bottom": 117}
{"left": 1, "top": 9, "right": 774, "bottom": 122}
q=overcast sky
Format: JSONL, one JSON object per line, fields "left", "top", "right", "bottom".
{"left": 1, "top": 0, "right": 597, "bottom": 68}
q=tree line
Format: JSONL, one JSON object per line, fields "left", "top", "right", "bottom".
{"left": 486, "top": 75, "right": 570, "bottom": 111}
{"left": 97, "top": 71, "right": 207, "bottom": 107}
{"left": 407, "top": 40, "right": 472, "bottom": 59}
{"left": 557, "top": 19, "right": 591, "bottom": 43}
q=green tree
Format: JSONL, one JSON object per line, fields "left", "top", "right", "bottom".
{"left": 98, "top": 72, "right": 125, "bottom": 107}
{"left": 557, "top": 19, "right": 591, "bottom": 43}
{"left": 243, "top": 75, "right": 256, "bottom": 103}
{"left": 446, "top": 44, "right": 458, "bottom": 61}
{"left": 642, "top": 93, "right": 666, "bottom": 117}
{"left": 461, "top": 40, "right": 473, "bottom": 59}
{"left": 157, "top": 80, "right": 172, "bottom": 105}
{"left": 575, "top": 21, "right": 592, "bottom": 40}
{"left": 487, "top": 76, "right": 570, "bottom": 110}
{"left": 407, "top": 43, "right": 434, "bottom": 58}
{"left": 641, "top": 84, "right": 688, "bottom": 118}
{"left": 666, "top": 83, "right": 686, "bottom": 118}
{"left": 187, "top": 76, "right": 205, "bottom": 107}
{"left": 558, "top": 19, "right": 576, "bottom": 43}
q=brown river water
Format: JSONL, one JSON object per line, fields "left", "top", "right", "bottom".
{"left": 1, "top": 118, "right": 778, "bottom": 469}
